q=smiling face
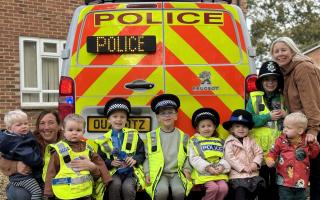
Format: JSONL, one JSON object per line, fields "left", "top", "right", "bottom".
{"left": 262, "top": 75, "right": 278, "bottom": 93}
{"left": 38, "top": 113, "right": 60, "bottom": 143}
{"left": 197, "top": 119, "right": 216, "bottom": 138}
{"left": 230, "top": 123, "right": 249, "bottom": 138}
{"left": 272, "top": 42, "right": 294, "bottom": 67}
{"left": 156, "top": 107, "right": 178, "bottom": 129}
{"left": 107, "top": 110, "right": 127, "bottom": 131}
{"left": 63, "top": 120, "right": 84, "bottom": 142}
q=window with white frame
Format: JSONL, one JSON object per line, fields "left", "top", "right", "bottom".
{"left": 20, "top": 37, "right": 65, "bottom": 107}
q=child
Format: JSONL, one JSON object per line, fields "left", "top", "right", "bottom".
{"left": 189, "top": 108, "right": 230, "bottom": 200}
{"left": 0, "top": 109, "right": 43, "bottom": 200}
{"left": 44, "top": 114, "right": 111, "bottom": 200}
{"left": 246, "top": 60, "right": 287, "bottom": 200}
{"left": 95, "top": 97, "right": 146, "bottom": 200}
{"left": 142, "top": 94, "right": 193, "bottom": 200}
{"left": 223, "top": 109, "right": 265, "bottom": 200}
{"left": 266, "top": 112, "right": 320, "bottom": 200}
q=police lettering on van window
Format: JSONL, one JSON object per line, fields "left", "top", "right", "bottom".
{"left": 94, "top": 11, "right": 224, "bottom": 26}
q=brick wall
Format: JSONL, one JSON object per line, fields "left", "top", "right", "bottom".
{"left": 0, "top": 0, "right": 83, "bottom": 129}
{"left": 306, "top": 48, "right": 320, "bottom": 67}
{"left": 0, "top": 0, "right": 247, "bottom": 130}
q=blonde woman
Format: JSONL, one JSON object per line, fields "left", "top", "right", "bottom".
{"left": 270, "top": 36, "right": 320, "bottom": 199}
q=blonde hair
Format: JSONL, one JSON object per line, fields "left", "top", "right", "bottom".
{"left": 63, "top": 113, "right": 86, "bottom": 129}
{"left": 285, "top": 112, "right": 308, "bottom": 130}
{"left": 4, "top": 109, "right": 28, "bottom": 129}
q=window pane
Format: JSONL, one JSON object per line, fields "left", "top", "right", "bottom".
{"left": 22, "top": 93, "right": 39, "bottom": 102}
{"left": 43, "top": 93, "right": 58, "bottom": 102}
{"left": 23, "top": 41, "right": 37, "bottom": 87}
{"left": 42, "top": 57, "right": 59, "bottom": 90}
{"left": 43, "top": 42, "right": 57, "bottom": 53}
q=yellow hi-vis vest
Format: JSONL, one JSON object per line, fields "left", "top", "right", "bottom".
{"left": 144, "top": 128, "right": 193, "bottom": 200}
{"left": 250, "top": 91, "right": 283, "bottom": 154}
{"left": 49, "top": 141, "right": 93, "bottom": 200}
{"left": 190, "top": 135, "right": 228, "bottom": 185}
{"left": 94, "top": 128, "right": 145, "bottom": 191}
{"left": 42, "top": 145, "right": 51, "bottom": 182}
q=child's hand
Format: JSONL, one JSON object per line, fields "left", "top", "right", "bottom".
{"left": 215, "top": 165, "right": 225, "bottom": 174}
{"left": 207, "top": 166, "right": 218, "bottom": 175}
{"left": 111, "top": 159, "right": 122, "bottom": 167}
{"left": 249, "top": 163, "right": 258, "bottom": 172}
{"left": 125, "top": 156, "right": 137, "bottom": 167}
{"left": 17, "top": 161, "right": 31, "bottom": 175}
{"left": 243, "top": 167, "right": 252, "bottom": 173}
{"left": 70, "top": 156, "right": 96, "bottom": 171}
{"left": 145, "top": 175, "right": 151, "bottom": 186}
{"left": 183, "top": 169, "right": 191, "bottom": 180}
{"left": 265, "top": 158, "right": 275, "bottom": 168}
{"left": 270, "top": 110, "right": 283, "bottom": 120}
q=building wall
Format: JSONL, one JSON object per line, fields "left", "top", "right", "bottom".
{"left": 306, "top": 48, "right": 320, "bottom": 67}
{"left": 0, "top": 0, "right": 83, "bottom": 129}
{"left": 0, "top": 0, "right": 247, "bottom": 130}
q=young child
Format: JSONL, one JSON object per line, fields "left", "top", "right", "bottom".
{"left": 44, "top": 114, "right": 111, "bottom": 200}
{"left": 189, "top": 108, "right": 230, "bottom": 200}
{"left": 246, "top": 60, "right": 287, "bottom": 200}
{"left": 142, "top": 94, "right": 193, "bottom": 200}
{"left": 266, "top": 112, "right": 320, "bottom": 200}
{"left": 223, "top": 109, "right": 265, "bottom": 200}
{"left": 95, "top": 97, "right": 146, "bottom": 200}
{"left": 0, "top": 109, "right": 43, "bottom": 200}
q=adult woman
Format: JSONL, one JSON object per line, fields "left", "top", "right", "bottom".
{"left": 0, "top": 110, "right": 63, "bottom": 199}
{"left": 270, "top": 36, "right": 320, "bottom": 200}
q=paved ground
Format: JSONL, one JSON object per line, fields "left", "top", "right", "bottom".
{"left": 0, "top": 173, "right": 8, "bottom": 200}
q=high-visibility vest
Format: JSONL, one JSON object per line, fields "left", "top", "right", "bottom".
{"left": 42, "top": 145, "right": 51, "bottom": 182}
{"left": 49, "top": 141, "right": 93, "bottom": 200}
{"left": 144, "top": 127, "right": 193, "bottom": 200}
{"left": 190, "top": 135, "right": 228, "bottom": 185}
{"left": 95, "top": 128, "right": 145, "bottom": 190}
{"left": 250, "top": 91, "right": 283, "bottom": 154}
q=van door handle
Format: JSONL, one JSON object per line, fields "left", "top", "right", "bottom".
{"left": 125, "top": 80, "right": 154, "bottom": 90}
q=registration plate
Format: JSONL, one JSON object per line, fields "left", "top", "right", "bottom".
{"left": 87, "top": 116, "right": 151, "bottom": 133}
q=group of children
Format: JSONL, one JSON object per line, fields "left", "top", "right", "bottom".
{"left": 0, "top": 61, "right": 319, "bottom": 200}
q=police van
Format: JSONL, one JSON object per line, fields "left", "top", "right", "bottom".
{"left": 59, "top": 0, "right": 257, "bottom": 139}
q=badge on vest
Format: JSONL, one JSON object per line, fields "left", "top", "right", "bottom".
{"left": 52, "top": 177, "right": 72, "bottom": 185}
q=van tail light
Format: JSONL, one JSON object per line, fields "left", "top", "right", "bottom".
{"left": 245, "top": 74, "right": 257, "bottom": 102}
{"left": 246, "top": 74, "right": 257, "bottom": 93}
{"left": 58, "top": 76, "right": 75, "bottom": 121}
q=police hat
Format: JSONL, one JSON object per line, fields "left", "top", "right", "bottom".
{"left": 104, "top": 97, "right": 131, "bottom": 117}
{"left": 222, "top": 109, "right": 254, "bottom": 130}
{"left": 151, "top": 94, "right": 180, "bottom": 114}
{"left": 256, "top": 61, "right": 284, "bottom": 91}
{"left": 192, "top": 108, "right": 220, "bottom": 128}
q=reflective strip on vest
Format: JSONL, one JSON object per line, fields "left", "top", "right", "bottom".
{"left": 192, "top": 138, "right": 205, "bottom": 159}
{"left": 151, "top": 130, "right": 157, "bottom": 152}
{"left": 52, "top": 175, "right": 92, "bottom": 185}
{"left": 126, "top": 131, "right": 134, "bottom": 150}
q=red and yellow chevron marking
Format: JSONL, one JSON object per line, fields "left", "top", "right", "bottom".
{"left": 67, "top": 2, "right": 250, "bottom": 137}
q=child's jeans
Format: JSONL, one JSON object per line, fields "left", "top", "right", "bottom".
{"left": 107, "top": 174, "right": 136, "bottom": 200}
{"left": 203, "top": 180, "right": 228, "bottom": 200}
{"left": 278, "top": 185, "right": 306, "bottom": 200}
{"left": 6, "top": 183, "right": 31, "bottom": 200}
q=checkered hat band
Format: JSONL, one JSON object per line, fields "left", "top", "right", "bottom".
{"left": 107, "top": 104, "right": 129, "bottom": 115}
{"left": 230, "top": 116, "right": 248, "bottom": 122}
{"left": 195, "top": 112, "right": 215, "bottom": 123}
{"left": 155, "top": 100, "right": 177, "bottom": 110}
